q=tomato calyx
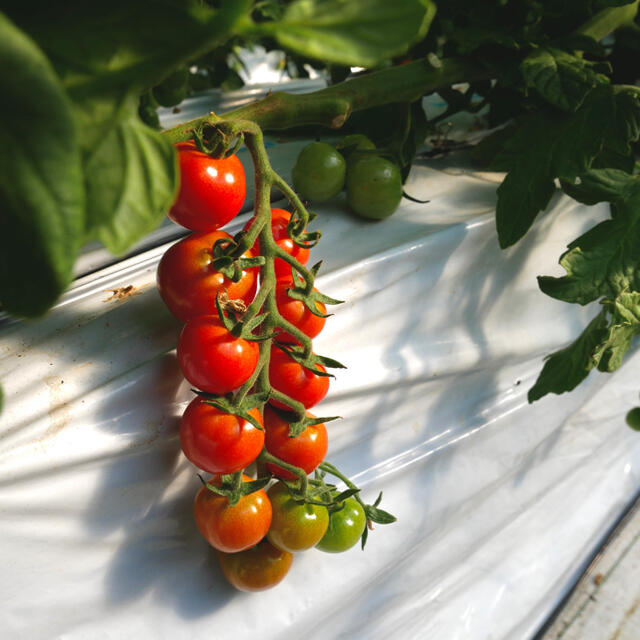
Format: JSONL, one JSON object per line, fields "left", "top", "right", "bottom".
{"left": 274, "top": 342, "right": 346, "bottom": 378}
{"left": 210, "top": 235, "right": 265, "bottom": 282}
{"left": 266, "top": 404, "right": 339, "bottom": 439}
{"left": 317, "top": 461, "right": 397, "bottom": 549}
{"left": 194, "top": 389, "right": 270, "bottom": 432}
{"left": 280, "top": 268, "right": 342, "bottom": 320}
{"left": 199, "top": 472, "right": 271, "bottom": 507}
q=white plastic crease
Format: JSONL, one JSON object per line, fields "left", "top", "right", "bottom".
{"left": 1, "top": 150, "right": 640, "bottom": 640}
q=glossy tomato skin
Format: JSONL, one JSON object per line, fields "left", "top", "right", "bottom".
{"left": 180, "top": 397, "right": 264, "bottom": 474}
{"left": 292, "top": 142, "right": 346, "bottom": 202}
{"left": 169, "top": 141, "right": 246, "bottom": 231}
{"left": 315, "top": 497, "right": 366, "bottom": 553}
{"left": 346, "top": 155, "right": 402, "bottom": 220}
{"left": 243, "top": 208, "right": 309, "bottom": 280}
{"left": 157, "top": 230, "right": 257, "bottom": 322}
{"left": 177, "top": 315, "right": 259, "bottom": 394}
{"left": 217, "top": 540, "right": 293, "bottom": 592}
{"left": 275, "top": 282, "right": 326, "bottom": 344}
{"left": 267, "top": 482, "right": 329, "bottom": 552}
{"left": 269, "top": 347, "right": 329, "bottom": 410}
{"left": 264, "top": 406, "right": 328, "bottom": 480}
{"left": 194, "top": 474, "right": 272, "bottom": 553}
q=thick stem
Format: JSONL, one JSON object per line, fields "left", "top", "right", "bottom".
{"left": 164, "top": 57, "right": 487, "bottom": 143}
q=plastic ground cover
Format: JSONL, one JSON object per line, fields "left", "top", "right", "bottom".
{"left": 2, "top": 138, "right": 640, "bottom": 640}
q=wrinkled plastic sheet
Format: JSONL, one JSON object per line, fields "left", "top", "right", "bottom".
{"left": 2, "top": 142, "right": 640, "bottom": 640}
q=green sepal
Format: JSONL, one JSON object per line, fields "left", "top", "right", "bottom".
{"left": 243, "top": 312, "right": 269, "bottom": 334}
{"left": 200, "top": 394, "right": 265, "bottom": 431}
{"left": 287, "top": 412, "right": 340, "bottom": 437}
{"left": 215, "top": 293, "right": 238, "bottom": 331}
{"left": 365, "top": 504, "right": 397, "bottom": 525}
{"left": 334, "top": 488, "right": 360, "bottom": 503}
{"left": 274, "top": 343, "right": 346, "bottom": 376}
{"left": 201, "top": 474, "right": 271, "bottom": 507}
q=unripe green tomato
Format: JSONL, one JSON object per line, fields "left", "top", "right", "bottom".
{"left": 292, "top": 142, "right": 346, "bottom": 202}
{"left": 153, "top": 67, "right": 189, "bottom": 107}
{"left": 315, "top": 496, "right": 366, "bottom": 553}
{"left": 266, "top": 482, "right": 329, "bottom": 553}
{"left": 346, "top": 156, "right": 403, "bottom": 220}
{"left": 626, "top": 407, "right": 640, "bottom": 431}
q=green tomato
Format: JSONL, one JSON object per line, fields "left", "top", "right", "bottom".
{"left": 346, "top": 156, "right": 402, "bottom": 220}
{"left": 315, "top": 496, "right": 366, "bottom": 553}
{"left": 267, "top": 482, "right": 329, "bottom": 553}
{"left": 626, "top": 407, "right": 640, "bottom": 431}
{"left": 292, "top": 142, "right": 346, "bottom": 202}
{"left": 153, "top": 67, "right": 189, "bottom": 107}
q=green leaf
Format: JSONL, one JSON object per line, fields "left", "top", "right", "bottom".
{"left": 540, "top": 171, "right": 640, "bottom": 305}
{"left": 6, "top": 0, "right": 250, "bottom": 257}
{"left": 0, "top": 12, "right": 84, "bottom": 317}
{"left": 493, "top": 86, "right": 640, "bottom": 248}
{"left": 520, "top": 46, "right": 609, "bottom": 112}
{"left": 528, "top": 309, "right": 609, "bottom": 402}
{"left": 84, "top": 102, "right": 178, "bottom": 253}
{"left": 593, "top": 293, "right": 640, "bottom": 372}
{"left": 252, "top": 0, "right": 436, "bottom": 68}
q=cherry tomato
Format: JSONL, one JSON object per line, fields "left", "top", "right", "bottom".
{"left": 292, "top": 142, "right": 346, "bottom": 202}
{"left": 346, "top": 155, "right": 402, "bottom": 220}
{"left": 315, "top": 496, "right": 366, "bottom": 553}
{"left": 180, "top": 396, "right": 264, "bottom": 474}
{"left": 266, "top": 482, "right": 329, "bottom": 552}
{"left": 263, "top": 406, "right": 328, "bottom": 480}
{"left": 156, "top": 230, "right": 257, "bottom": 322}
{"left": 626, "top": 407, "right": 640, "bottom": 431}
{"left": 217, "top": 540, "right": 293, "bottom": 592}
{"left": 169, "top": 141, "right": 246, "bottom": 231}
{"left": 268, "top": 347, "right": 329, "bottom": 410}
{"left": 177, "top": 315, "right": 259, "bottom": 394}
{"left": 194, "top": 474, "right": 272, "bottom": 553}
{"left": 243, "top": 208, "right": 309, "bottom": 280}
{"left": 275, "top": 282, "right": 326, "bottom": 344}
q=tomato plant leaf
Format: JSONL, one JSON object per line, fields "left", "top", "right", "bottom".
{"left": 493, "top": 86, "right": 640, "bottom": 248}
{"left": 250, "top": 0, "right": 436, "bottom": 68}
{"left": 539, "top": 171, "right": 640, "bottom": 305}
{"left": 528, "top": 309, "right": 610, "bottom": 402}
{"left": 0, "top": 12, "right": 84, "bottom": 317}
{"left": 83, "top": 104, "right": 178, "bottom": 254}
{"left": 520, "top": 46, "right": 609, "bottom": 112}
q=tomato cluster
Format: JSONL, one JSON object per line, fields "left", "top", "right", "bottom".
{"left": 292, "top": 137, "right": 403, "bottom": 220}
{"left": 156, "top": 140, "right": 380, "bottom": 593}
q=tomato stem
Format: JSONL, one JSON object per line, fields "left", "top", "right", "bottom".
{"left": 259, "top": 448, "right": 308, "bottom": 496}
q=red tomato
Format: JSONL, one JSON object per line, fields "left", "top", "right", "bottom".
{"left": 269, "top": 347, "right": 329, "bottom": 410}
{"left": 243, "top": 208, "right": 310, "bottom": 279}
{"left": 194, "top": 474, "right": 272, "bottom": 553}
{"left": 180, "top": 396, "right": 264, "bottom": 474}
{"left": 217, "top": 540, "right": 293, "bottom": 592}
{"left": 177, "top": 315, "right": 259, "bottom": 394}
{"left": 264, "top": 406, "right": 328, "bottom": 480}
{"left": 275, "top": 282, "right": 326, "bottom": 344}
{"left": 169, "top": 141, "right": 246, "bottom": 231}
{"left": 156, "top": 230, "right": 257, "bottom": 322}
